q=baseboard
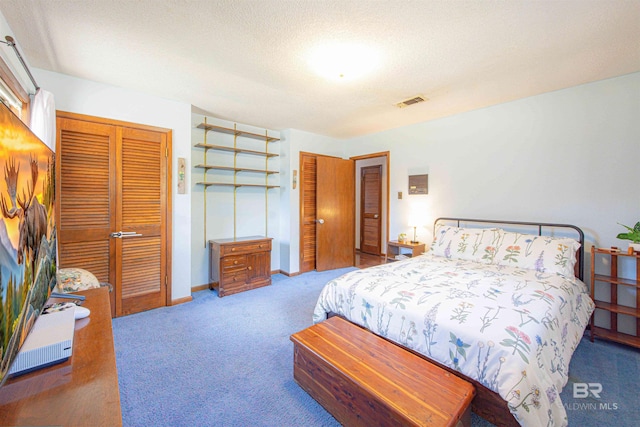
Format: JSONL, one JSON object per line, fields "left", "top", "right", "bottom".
{"left": 279, "top": 270, "right": 300, "bottom": 277}
{"left": 171, "top": 295, "right": 193, "bottom": 306}
{"left": 191, "top": 283, "right": 211, "bottom": 292}
{"left": 271, "top": 269, "right": 301, "bottom": 277}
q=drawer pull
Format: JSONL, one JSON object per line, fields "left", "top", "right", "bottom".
{"left": 231, "top": 248, "right": 236, "bottom": 252}
{"left": 234, "top": 260, "right": 238, "bottom": 265}
{"left": 259, "top": 244, "right": 263, "bottom": 248}
{"left": 247, "top": 266, "right": 253, "bottom": 271}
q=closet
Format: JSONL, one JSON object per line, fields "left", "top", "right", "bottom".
{"left": 56, "top": 112, "right": 171, "bottom": 317}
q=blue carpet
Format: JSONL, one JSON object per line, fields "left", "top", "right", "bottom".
{"left": 113, "top": 269, "right": 639, "bottom": 427}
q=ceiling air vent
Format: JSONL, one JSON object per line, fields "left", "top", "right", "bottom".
{"left": 395, "top": 95, "right": 427, "bottom": 108}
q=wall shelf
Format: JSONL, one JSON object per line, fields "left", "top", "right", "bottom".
{"left": 194, "top": 143, "right": 279, "bottom": 157}
{"left": 194, "top": 164, "right": 279, "bottom": 174}
{"left": 194, "top": 119, "right": 279, "bottom": 246}
{"left": 196, "top": 182, "right": 280, "bottom": 189}
{"left": 196, "top": 123, "right": 280, "bottom": 142}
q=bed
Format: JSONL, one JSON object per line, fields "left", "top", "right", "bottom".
{"left": 313, "top": 218, "right": 595, "bottom": 427}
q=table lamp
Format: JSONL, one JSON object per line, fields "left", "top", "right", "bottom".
{"left": 408, "top": 215, "right": 423, "bottom": 244}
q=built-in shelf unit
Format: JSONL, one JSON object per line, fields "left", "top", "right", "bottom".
{"left": 194, "top": 119, "right": 280, "bottom": 246}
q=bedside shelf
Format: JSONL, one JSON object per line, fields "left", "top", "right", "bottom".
{"left": 592, "top": 273, "right": 639, "bottom": 288}
{"left": 593, "top": 300, "right": 640, "bottom": 317}
{"left": 591, "top": 326, "right": 640, "bottom": 348}
{"left": 590, "top": 246, "right": 640, "bottom": 349}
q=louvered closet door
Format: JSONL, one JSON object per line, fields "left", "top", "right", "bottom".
{"left": 300, "top": 153, "right": 317, "bottom": 273}
{"left": 57, "top": 119, "right": 118, "bottom": 315}
{"left": 117, "top": 127, "right": 167, "bottom": 315}
{"left": 57, "top": 114, "right": 170, "bottom": 317}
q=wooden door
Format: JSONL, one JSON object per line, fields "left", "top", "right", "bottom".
{"left": 316, "top": 156, "right": 355, "bottom": 271}
{"left": 57, "top": 118, "right": 118, "bottom": 315}
{"left": 360, "top": 165, "right": 382, "bottom": 255}
{"left": 57, "top": 113, "right": 170, "bottom": 317}
{"left": 300, "top": 153, "right": 317, "bottom": 273}
{"left": 118, "top": 127, "right": 168, "bottom": 315}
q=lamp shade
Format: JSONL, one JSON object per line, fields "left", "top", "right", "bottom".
{"left": 407, "top": 213, "right": 424, "bottom": 228}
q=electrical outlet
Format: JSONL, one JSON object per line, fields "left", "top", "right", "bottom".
{"left": 398, "top": 191, "right": 402, "bottom": 199}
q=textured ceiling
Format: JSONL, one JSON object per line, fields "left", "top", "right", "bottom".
{"left": 1, "top": 0, "right": 639, "bottom": 138}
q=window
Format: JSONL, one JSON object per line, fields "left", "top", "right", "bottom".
{"left": 0, "top": 55, "right": 30, "bottom": 122}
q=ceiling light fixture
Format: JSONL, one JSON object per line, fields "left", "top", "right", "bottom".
{"left": 308, "top": 42, "right": 379, "bottom": 81}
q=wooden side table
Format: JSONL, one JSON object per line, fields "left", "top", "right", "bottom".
{"left": 385, "top": 240, "right": 426, "bottom": 262}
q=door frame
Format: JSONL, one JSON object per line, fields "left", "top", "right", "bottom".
{"left": 351, "top": 152, "right": 390, "bottom": 257}
{"left": 56, "top": 111, "right": 173, "bottom": 311}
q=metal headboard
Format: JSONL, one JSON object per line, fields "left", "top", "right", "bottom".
{"left": 434, "top": 217, "right": 585, "bottom": 280}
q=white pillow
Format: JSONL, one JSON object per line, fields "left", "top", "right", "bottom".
{"left": 493, "top": 231, "right": 580, "bottom": 277}
{"left": 431, "top": 225, "right": 501, "bottom": 264}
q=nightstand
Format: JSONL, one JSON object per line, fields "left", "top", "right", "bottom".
{"left": 385, "top": 241, "right": 426, "bottom": 262}
{"left": 590, "top": 246, "right": 640, "bottom": 348}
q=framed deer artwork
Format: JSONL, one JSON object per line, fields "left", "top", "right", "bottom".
{"left": 0, "top": 101, "right": 57, "bottom": 386}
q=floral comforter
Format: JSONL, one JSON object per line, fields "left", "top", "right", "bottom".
{"left": 313, "top": 253, "right": 594, "bottom": 427}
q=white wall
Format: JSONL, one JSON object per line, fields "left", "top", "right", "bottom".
{"left": 190, "top": 113, "right": 280, "bottom": 287}
{"left": 33, "top": 68, "right": 193, "bottom": 303}
{"left": 344, "top": 72, "right": 640, "bottom": 251}
{"left": 343, "top": 72, "right": 640, "bottom": 334}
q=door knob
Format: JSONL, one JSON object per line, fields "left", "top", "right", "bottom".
{"left": 316, "top": 219, "right": 325, "bottom": 224}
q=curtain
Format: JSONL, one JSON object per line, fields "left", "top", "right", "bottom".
{"left": 30, "top": 88, "right": 56, "bottom": 151}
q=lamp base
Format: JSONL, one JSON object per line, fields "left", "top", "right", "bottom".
{"left": 410, "top": 226, "right": 418, "bottom": 245}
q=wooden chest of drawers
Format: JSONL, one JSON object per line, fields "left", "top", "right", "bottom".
{"left": 209, "top": 236, "right": 272, "bottom": 297}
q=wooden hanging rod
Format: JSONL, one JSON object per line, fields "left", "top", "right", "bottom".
{"left": 0, "top": 35, "right": 40, "bottom": 92}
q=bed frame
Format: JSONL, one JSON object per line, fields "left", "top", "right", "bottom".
{"left": 334, "top": 218, "right": 586, "bottom": 427}
{"left": 426, "top": 218, "right": 586, "bottom": 426}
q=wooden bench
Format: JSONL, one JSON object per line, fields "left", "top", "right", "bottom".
{"left": 291, "top": 316, "right": 475, "bottom": 427}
